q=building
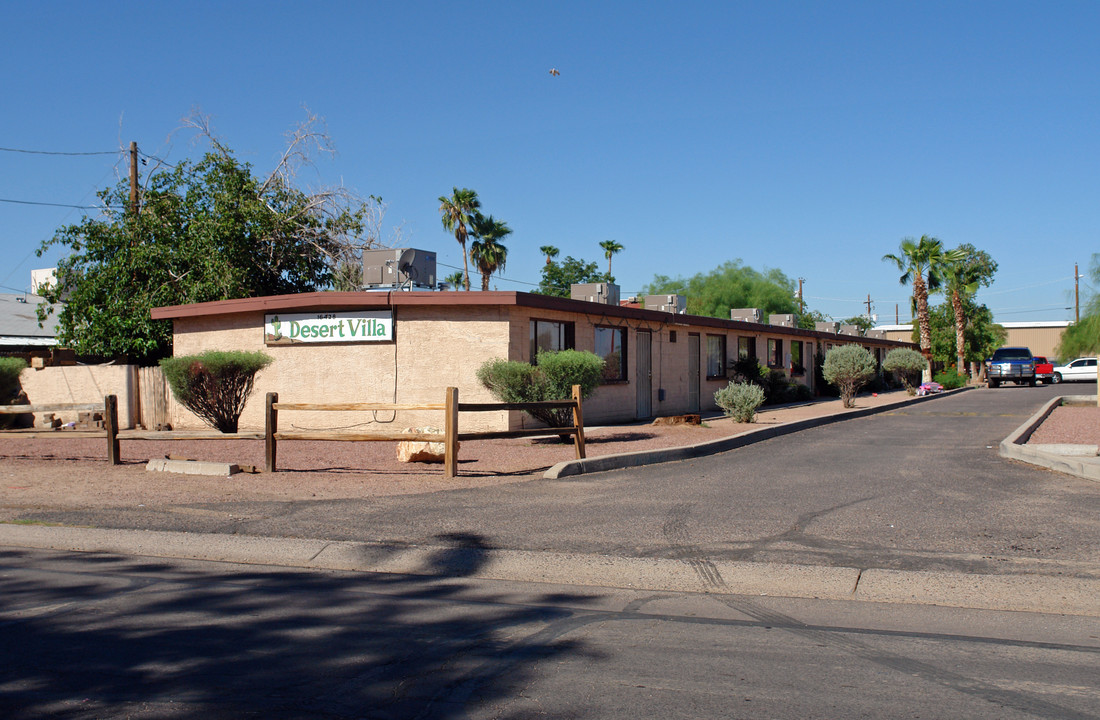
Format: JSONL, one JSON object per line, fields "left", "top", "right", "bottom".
{"left": 0, "top": 293, "right": 60, "bottom": 354}
{"left": 151, "top": 290, "right": 916, "bottom": 432}
{"left": 875, "top": 321, "right": 1072, "bottom": 361}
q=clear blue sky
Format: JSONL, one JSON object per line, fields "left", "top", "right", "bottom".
{"left": 2, "top": 1, "right": 1096, "bottom": 324}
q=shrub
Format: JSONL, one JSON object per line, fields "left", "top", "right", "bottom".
{"left": 714, "top": 381, "right": 766, "bottom": 423}
{"left": 933, "top": 367, "right": 968, "bottom": 389}
{"left": 0, "top": 357, "right": 28, "bottom": 403}
{"left": 477, "top": 350, "right": 605, "bottom": 428}
{"left": 883, "top": 348, "right": 926, "bottom": 395}
{"left": 823, "top": 345, "right": 877, "bottom": 408}
{"left": 160, "top": 350, "right": 272, "bottom": 433}
{"left": 729, "top": 356, "right": 765, "bottom": 385}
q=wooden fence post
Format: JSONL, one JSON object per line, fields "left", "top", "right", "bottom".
{"left": 571, "top": 384, "right": 586, "bottom": 459}
{"left": 444, "top": 387, "right": 458, "bottom": 478}
{"left": 265, "top": 392, "right": 278, "bottom": 473}
{"left": 105, "top": 394, "right": 120, "bottom": 465}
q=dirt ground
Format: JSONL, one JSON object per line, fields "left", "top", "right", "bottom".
{"left": 0, "top": 389, "right": 1094, "bottom": 514}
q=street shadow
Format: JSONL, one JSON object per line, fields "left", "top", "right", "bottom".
{"left": 0, "top": 541, "right": 602, "bottom": 719}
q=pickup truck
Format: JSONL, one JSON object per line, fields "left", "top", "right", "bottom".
{"left": 1033, "top": 356, "right": 1054, "bottom": 384}
{"left": 986, "top": 346, "right": 1036, "bottom": 388}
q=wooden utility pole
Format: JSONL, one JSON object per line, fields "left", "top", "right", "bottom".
{"left": 797, "top": 278, "right": 805, "bottom": 314}
{"left": 1075, "top": 262, "right": 1080, "bottom": 323}
{"left": 864, "top": 294, "right": 873, "bottom": 319}
{"left": 129, "top": 141, "right": 139, "bottom": 215}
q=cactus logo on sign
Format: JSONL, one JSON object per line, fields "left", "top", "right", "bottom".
{"left": 264, "top": 311, "right": 393, "bottom": 344}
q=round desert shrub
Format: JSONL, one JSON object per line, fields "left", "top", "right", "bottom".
{"left": 714, "top": 381, "right": 766, "bottom": 423}
{"left": 822, "top": 345, "right": 877, "bottom": 408}
{"left": 160, "top": 350, "right": 272, "bottom": 433}
{"left": 883, "top": 348, "right": 926, "bottom": 395}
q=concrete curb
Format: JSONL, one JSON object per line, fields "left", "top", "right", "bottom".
{"left": 546, "top": 387, "right": 971, "bottom": 478}
{"left": 999, "top": 394, "right": 1100, "bottom": 483}
{"left": 3, "top": 523, "right": 1097, "bottom": 617}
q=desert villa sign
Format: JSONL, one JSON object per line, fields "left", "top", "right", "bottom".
{"left": 264, "top": 311, "right": 393, "bottom": 344}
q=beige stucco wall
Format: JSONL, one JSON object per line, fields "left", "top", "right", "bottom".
{"left": 170, "top": 304, "right": 513, "bottom": 432}
{"left": 18, "top": 364, "right": 140, "bottom": 428}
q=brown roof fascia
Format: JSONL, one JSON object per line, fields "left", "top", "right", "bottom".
{"left": 150, "top": 290, "right": 914, "bottom": 347}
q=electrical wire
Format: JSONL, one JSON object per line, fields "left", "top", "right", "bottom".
{"left": 0, "top": 197, "right": 112, "bottom": 210}
{"left": 0, "top": 146, "right": 119, "bottom": 156}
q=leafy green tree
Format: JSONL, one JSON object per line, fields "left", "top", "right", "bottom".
{"left": 599, "top": 239, "right": 624, "bottom": 280}
{"left": 438, "top": 187, "right": 481, "bottom": 291}
{"left": 841, "top": 315, "right": 874, "bottom": 335}
{"left": 536, "top": 256, "right": 605, "bottom": 297}
{"left": 883, "top": 235, "right": 953, "bottom": 382}
{"left": 160, "top": 350, "right": 272, "bottom": 433}
{"left": 798, "top": 309, "right": 832, "bottom": 331}
{"left": 942, "top": 244, "right": 998, "bottom": 373}
{"left": 823, "top": 345, "right": 877, "bottom": 408}
{"left": 642, "top": 260, "right": 801, "bottom": 319}
{"left": 926, "top": 297, "right": 1005, "bottom": 372}
{"left": 469, "top": 213, "right": 512, "bottom": 291}
{"left": 38, "top": 145, "right": 368, "bottom": 361}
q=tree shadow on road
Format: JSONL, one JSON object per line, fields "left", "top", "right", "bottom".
{"left": 0, "top": 541, "right": 603, "bottom": 719}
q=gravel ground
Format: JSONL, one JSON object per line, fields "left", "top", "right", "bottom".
{"left": 0, "top": 388, "right": 1093, "bottom": 514}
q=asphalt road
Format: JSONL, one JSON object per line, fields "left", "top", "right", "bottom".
{"left": 3, "top": 546, "right": 1099, "bottom": 720}
{"left": 15, "top": 384, "right": 1100, "bottom": 580}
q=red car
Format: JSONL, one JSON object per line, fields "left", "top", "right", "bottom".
{"left": 1034, "top": 356, "right": 1055, "bottom": 384}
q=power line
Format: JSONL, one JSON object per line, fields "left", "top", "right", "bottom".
{"left": 0, "top": 197, "right": 112, "bottom": 210}
{"left": 0, "top": 146, "right": 119, "bottom": 156}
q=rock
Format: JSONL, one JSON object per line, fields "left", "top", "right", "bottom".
{"left": 396, "top": 427, "right": 455, "bottom": 464}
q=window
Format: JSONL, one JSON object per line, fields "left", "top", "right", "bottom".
{"left": 738, "top": 336, "right": 756, "bottom": 360}
{"left": 790, "top": 341, "right": 803, "bottom": 375}
{"left": 706, "top": 335, "right": 726, "bottom": 378}
{"left": 530, "top": 319, "right": 575, "bottom": 362}
{"left": 595, "top": 326, "right": 627, "bottom": 382}
{"left": 767, "top": 338, "right": 783, "bottom": 368}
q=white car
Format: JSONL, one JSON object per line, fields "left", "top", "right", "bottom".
{"left": 1052, "top": 357, "right": 1098, "bottom": 383}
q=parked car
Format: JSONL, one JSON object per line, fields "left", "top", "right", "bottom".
{"left": 1033, "top": 356, "right": 1055, "bottom": 384}
{"left": 1051, "top": 357, "right": 1098, "bottom": 383}
{"left": 985, "top": 346, "right": 1036, "bottom": 388}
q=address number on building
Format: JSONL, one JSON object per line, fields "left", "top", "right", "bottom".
{"left": 264, "top": 311, "right": 393, "bottom": 344}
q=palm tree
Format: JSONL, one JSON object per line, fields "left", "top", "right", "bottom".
{"left": 940, "top": 246, "right": 984, "bottom": 375}
{"left": 469, "top": 213, "right": 513, "bottom": 291}
{"left": 883, "top": 235, "right": 951, "bottom": 382}
{"left": 599, "top": 240, "right": 624, "bottom": 280}
{"left": 443, "top": 270, "right": 465, "bottom": 290}
{"left": 539, "top": 245, "right": 559, "bottom": 265}
{"left": 438, "top": 188, "right": 481, "bottom": 291}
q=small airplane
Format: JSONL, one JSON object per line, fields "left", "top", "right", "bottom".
{"left": 549, "top": 68, "right": 560, "bottom": 76}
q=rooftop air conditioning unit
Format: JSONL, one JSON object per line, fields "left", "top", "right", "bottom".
{"left": 570, "top": 283, "right": 620, "bottom": 305}
{"left": 644, "top": 294, "right": 687, "bottom": 314}
{"left": 731, "top": 308, "right": 764, "bottom": 323}
{"left": 815, "top": 321, "right": 840, "bottom": 333}
{"left": 839, "top": 324, "right": 860, "bottom": 336}
{"left": 362, "top": 248, "right": 437, "bottom": 290}
{"left": 865, "top": 329, "right": 887, "bottom": 339}
{"left": 769, "top": 313, "right": 796, "bottom": 327}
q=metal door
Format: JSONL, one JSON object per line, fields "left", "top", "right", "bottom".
{"left": 687, "top": 334, "right": 700, "bottom": 412}
{"left": 636, "top": 331, "right": 652, "bottom": 418}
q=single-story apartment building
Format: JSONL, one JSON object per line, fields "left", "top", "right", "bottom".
{"left": 151, "top": 290, "right": 917, "bottom": 432}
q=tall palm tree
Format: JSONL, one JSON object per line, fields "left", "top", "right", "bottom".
{"left": 941, "top": 247, "right": 980, "bottom": 375}
{"left": 469, "top": 213, "right": 512, "bottom": 291}
{"left": 883, "top": 235, "right": 951, "bottom": 382}
{"left": 539, "top": 245, "right": 559, "bottom": 265}
{"left": 443, "top": 270, "right": 465, "bottom": 290}
{"left": 599, "top": 239, "right": 623, "bottom": 280}
{"left": 438, "top": 188, "right": 481, "bottom": 291}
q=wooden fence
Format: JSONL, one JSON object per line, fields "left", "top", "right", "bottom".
{"left": 0, "top": 395, "right": 121, "bottom": 464}
{"left": 265, "top": 385, "right": 586, "bottom": 478}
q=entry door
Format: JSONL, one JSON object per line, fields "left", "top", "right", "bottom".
{"left": 636, "top": 331, "right": 652, "bottom": 418}
{"left": 687, "top": 334, "right": 700, "bottom": 412}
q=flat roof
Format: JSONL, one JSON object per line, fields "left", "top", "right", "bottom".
{"left": 152, "top": 290, "right": 914, "bottom": 346}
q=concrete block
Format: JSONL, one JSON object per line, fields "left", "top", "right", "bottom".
{"left": 146, "top": 458, "right": 240, "bottom": 476}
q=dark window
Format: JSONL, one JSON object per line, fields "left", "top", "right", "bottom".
{"left": 738, "top": 336, "right": 756, "bottom": 360}
{"left": 767, "top": 338, "right": 783, "bottom": 368}
{"left": 530, "top": 319, "right": 575, "bottom": 362}
{"left": 790, "top": 341, "right": 803, "bottom": 375}
{"left": 706, "top": 335, "right": 726, "bottom": 378}
{"left": 595, "top": 326, "right": 627, "bottom": 382}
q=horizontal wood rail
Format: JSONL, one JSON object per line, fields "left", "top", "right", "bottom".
{"left": 0, "top": 395, "right": 120, "bottom": 465}
{"left": 265, "top": 386, "right": 586, "bottom": 477}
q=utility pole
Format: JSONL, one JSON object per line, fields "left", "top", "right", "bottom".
{"left": 797, "top": 278, "right": 805, "bottom": 314}
{"left": 1075, "top": 262, "right": 1080, "bottom": 323}
{"left": 895, "top": 303, "right": 899, "bottom": 325}
{"left": 129, "top": 141, "right": 139, "bottom": 215}
{"left": 864, "top": 294, "right": 873, "bottom": 319}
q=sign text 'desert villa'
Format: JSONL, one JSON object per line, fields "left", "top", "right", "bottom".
{"left": 264, "top": 311, "right": 393, "bottom": 344}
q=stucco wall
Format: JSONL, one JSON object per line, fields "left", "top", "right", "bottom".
{"left": 170, "top": 304, "right": 512, "bottom": 432}
{"left": 18, "top": 364, "right": 139, "bottom": 428}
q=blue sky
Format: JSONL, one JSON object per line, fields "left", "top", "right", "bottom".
{"left": 2, "top": 1, "right": 1096, "bottom": 324}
